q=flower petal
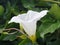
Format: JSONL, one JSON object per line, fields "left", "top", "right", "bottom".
{"left": 39, "top": 10, "right": 48, "bottom": 18}
{"left": 21, "top": 21, "right": 36, "bottom": 36}
{"left": 8, "top": 16, "right": 21, "bottom": 23}
{"left": 8, "top": 13, "right": 26, "bottom": 23}
{"left": 35, "top": 10, "right": 48, "bottom": 21}
{"left": 18, "top": 13, "right": 28, "bottom": 21}
{"left": 26, "top": 10, "right": 39, "bottom": 20}
{"left": 28, "top": 10, "right": 48, "bottom": 22}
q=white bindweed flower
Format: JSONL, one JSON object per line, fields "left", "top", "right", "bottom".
{"left": 8, "top": 10, "right": 48, "bottom": 42}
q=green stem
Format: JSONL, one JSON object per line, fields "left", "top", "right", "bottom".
{"left": 44, "top": 0, "right": 60, "bottom": 4}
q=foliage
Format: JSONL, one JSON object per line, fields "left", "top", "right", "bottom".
{"left": 0, "top": 0, "right": 60, "bottom": 45}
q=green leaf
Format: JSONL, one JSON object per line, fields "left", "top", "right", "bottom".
{"left": 0, "top": 31, "right": 20, "bottom": 41}
{"left": 0, "top": 29, "right": 4, "bottom": 33}
{"left": 0, "top": 34, "right": 8, "bottom": 40}
{"left": 4, "top": 1, "right": 12, "bottom": 20}
{"left": 3, "top": 34, "right": 17, "bottom": 41}
{"left": 3, "top": 31, "right": 20, "bottom": 41}
{"left": 0, "top": 5, "right": 4, "bottom": 16}
{"left": 11, "top": 7, "right": 20, "bottom": 15}
{"left": 21, "top": 0, "right": 35, "bottom": 9}
{"left": 18, "top": 39, "right": 32, "bottom": 45}
{"left": 36, "top": 0, "right": 51, "bottom": 7}
{"left": 38, "top": 21, "right": 60, "bottom": 38}
{"left": 50, "top": 4, "right": 60, "bottom": 19}
{"left": 41, "top": 0, "right": 53, "bottom": 1}
{"left": 41, "top": 14, "right": 55, "bottom": 23}
{"left": 18, "top": 39, "right": 38, "bottom": 45}
{"left": 47, "top": 39, "right": 60, "bottom": 45}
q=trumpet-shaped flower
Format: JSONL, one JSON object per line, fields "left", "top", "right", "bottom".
{"left": 8, "top": 10, "right": 48, "bottom": 42}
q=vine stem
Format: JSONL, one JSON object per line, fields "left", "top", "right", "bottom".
{"left": 43, "top": 0, "right": 60, "bottom": 4}
{"left": 3, "top": 28, "right": 39, "bottom": 45}
{"left": 3, "top": 28, "right": 28, "bottom": 38}
{"left": 4, "top": 28, "right": 24, "bottom": 34}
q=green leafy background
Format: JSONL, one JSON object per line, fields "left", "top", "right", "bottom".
{"left": 0, "top": 0, "right": 60, "bottom": 45}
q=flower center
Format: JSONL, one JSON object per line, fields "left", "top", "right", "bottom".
{"left": 29, "top": 35, "right": 36, "bottom": 42}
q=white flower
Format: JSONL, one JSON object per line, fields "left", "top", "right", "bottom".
{"left": 8, "top": 10, "right": 48, "bottom": 41}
